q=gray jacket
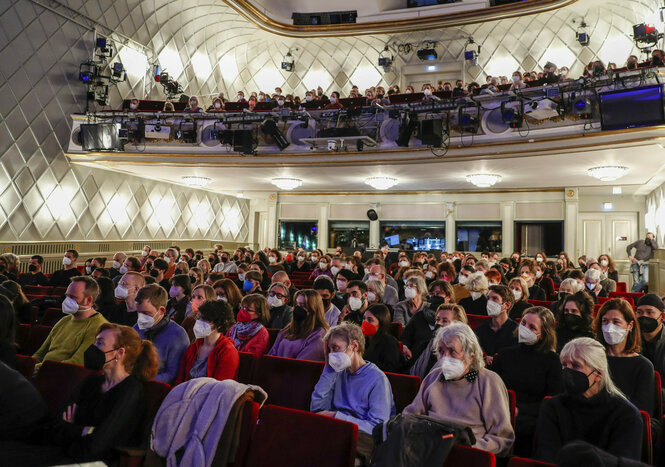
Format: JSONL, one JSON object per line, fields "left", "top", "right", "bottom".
{"left": 627, "top": 238, "right": 658, "bottom": 262}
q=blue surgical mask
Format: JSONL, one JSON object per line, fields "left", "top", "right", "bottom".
{"left": 243, "top": 280, "right": 254, "bottom": 292}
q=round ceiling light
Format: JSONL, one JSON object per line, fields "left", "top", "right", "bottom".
{"left": 365, "top": 176, "right": 398, "bottom": 190}
{"left": 587, "top": 166, "right": 628, "bottom": 181}
{"left": 181, "top": 176, "right": 212, "bottom": 187}
{"left": 465, "top": 174, "right": 502, "bottom": 187}
{"left": 271, "top": 178, "right": 302, "bottom": 190}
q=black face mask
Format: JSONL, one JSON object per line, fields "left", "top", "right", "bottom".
{"left": 149, "top": 269, "right": 160, "bottom": 278}
{"left": 28, "top": 264, "right": 37, "bottom": 272}
{"left": 627, "top": 62, "right": 637, "bottom": 70}
{"left": 645, "top": 238, "right": 652, "bottom": 246}
{"left": 195, "top": 255, "right": 202, "bottom": 260}
{"left": 564, "top": 313, "right": 583, "bottom": 329}
{"left": 638, "top": 316, "right": 660, "bottom": 333}
{"left": 562, "top": 367, "right": 594, "bottom": 395}
{"left": 83, "top": 345, "right": 117, "bottom": 371}
{"left": 221, "top": 257, "right": 228, "bottom": 263}
{"left": 208, "top": 257, "right": 216, "bottom": 263}
{"left": 558, "top": 291, "right": 569, "bottom": 301}
{"left": 321, "top": 298, "right": 331, "bottom": 309}
{"left": 233, "top": 255, "right": 239, "bottom": 261}
{"left": 293, "top": 306, "right": 308, "bottom": 322}
{"left": 376, "top": 94, "right": 384, "bottom": 99}
{"left": 174, "top": 268, "right": 182, "bottom": 275}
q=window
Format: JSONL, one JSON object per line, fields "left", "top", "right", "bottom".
{"left": 329, "top": 221, "right": 369, "bottom": 249}
{"left": 515, "top": 221, "right": 564, "bottom": 256}
{"left": 455, "top": 222, "right": 502, "bottom": 252}
{"left": 279, "top": 221, "right": 318, "bottom": 250}
{"left": 379, "top": 221, "right": 445, "bottom": 251}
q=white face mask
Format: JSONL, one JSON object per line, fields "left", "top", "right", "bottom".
{"left": 164, "top": 256, "right": 171, "bottom": 264}
{"left": 399, "top": 260, "right": 408, "bottom": 268}
{"left": 237, "top": 94, "right": 243, "bottom": 100}
{"left": 112, "top": 261, "right": 121, "bottom": 269}
{"left": 367, "top": 291, "right": 377, "bottom": 302}
{"left": 345, "top": 263, "right": 353, "bottom": 270}
{"left": 214, "top": 102, "right": 221, "bottom": 109}
{"left": 518, "top": 324, "right": 539, "bottom": 345}
{"left": 330, "top": 97, "right": 336, "bottom": 103}
{"left": 536, "top": 257, "right": 543, "bottom": 262}
{"left": 405, "top": 287, "right": 417, "bottom": 300}
{"left": 425, "top": 271, "right": 434, "bottom": 279}
{"left": 348, "top": 296, "right": 363, "bottom": 311}
{"left": 512, "top": 289, "right": 522, "bottom": 300}
{"left": 85, "top": 266, "right": 92, "bottom": 274}
{"left": 470, "top": 291, "right": 482, "bottom": 301}
{"left": 458, "top": 275, "right": 468, "bottom": 285}
{"left": 297, "top": 256, "right": 305, "bottom": 262}
{"left": 142, "top": 251, "right": 148, "bottom": 257}
{"left": 137, "top": 312, "right": 156, "bottom": 330}
{"left": 364, "top": 268, "right": 370, "bottom": 275}
{"left": 278, "top": 100, "right": 284, "bottom": 106}
{"left": 602, "top": 323, "right": 628, "bottom": 345}
{"left": 423, "top": 88, "right": 432, "bottom": 96}
{"left": 336, "top": 280, "right": 347, "bottom": 291}
{"left": 512, "top": 75, "right": 520, "bottom": 83}
{"left": 61, "top": 296, "right": 81, "bottom": 315}
{"left": 586, "top": 282, "right": 596, "bottom": 291}
{"left": 535, "top": 271, "right": 542, "bottom": 278}
{"left": 267, "top": 295, "right": 283, "bottom": 308}
{"left": 119, "top": 265, "right": 128, "bottom": 275}
{"left": 486, "top": 300, "right": 503, "bottom": 317}
{"left": 318, "top": 262, "right": 328, "bottom": 270}
{"left": 129, "top": 103, "right": 138, "bottom": 110}
{"left": 330, "top": 266, "right": 340, "bottom": 276}
{"left": 328, "top": 351, "right": 352, "bottom": 372}
{"left": 63, "top": 257, "right": 72, "bottom": 266}
{"left": 217, "top": 295, "right": 228, "bottom": 302}
{"left": 238, "top": 273, "right": 245, "bottom": 281}
{"left": 114, "top": 285, "right": 129, "bottom": 300}
{"left": 305, "top": 95, "right": 313, "bottom": 102}
{"left": 600, "top": 260, "right": 608, "bottom": 267}
{"left": 440, "top": 356, "right": 466, "bottom": 381}
{"left": 193, "top": 320, "right": 213, "bottom": 339}
{"left": 268, "top": 256, "right": 277, "bottom": 264}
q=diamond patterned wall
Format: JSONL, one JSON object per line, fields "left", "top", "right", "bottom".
{"left": 0, "top": 0, "right": 249, "bottom": 242}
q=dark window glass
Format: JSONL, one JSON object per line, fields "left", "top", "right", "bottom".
{"left": 329, "top": 221, "right": 369, "bottom": 249}
{"left": 515, "top": 221, "right": 564, "bottom": 256}
{"left": 379, "top": 221, "right": 445, "bottom": 251}
{"left": 456, "top": 222, "right": 502, "bottom": 252}
{"left": 279, "top": 221, "right": 318, "bottom": 250}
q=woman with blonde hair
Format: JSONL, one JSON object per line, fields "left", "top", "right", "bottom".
{"left": 268, "top": 289, "right": 329, "bottom": 361}
{"left": 188, "top": 267, "right": 204, "bottom": 287}
{"left": 458, "top": 272, "right": 489, "bottom": 315}
{"left": 508, "top": 277, "right": 530, "bottom": 320}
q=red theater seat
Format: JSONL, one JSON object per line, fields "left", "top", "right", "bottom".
{"left": 266, "top": 328, "right": 280, "bottom": 350}
{"left": 527, "top": 300, "right": 553, "bottom": 308}
{"left": 23, "top": 325, "right": 52, "bottom": 355}
{"left": 22, "top": 285, "right": 53, "bottom": 296}
{"left": 641, "top": 410, "right": 652, "bottom": 464}
{"left": 32, "top": 360, "right": 97, "bottom": 416}
{"left": 609, "top": 291, "right": 643, "bottom": 301}
{"left": 243, "top": 405, "right": 358, "bottom": 467}
{"left": 16, "top": 323, "right": 31, "bottom": 353}
{"left": 443, "top": 445, "right": 496, "bottom": 467}
{"left": 389, "top": 322, "right": 403, "bottom": 339}
{"left": 237, "top": 351, "right": 256, "bottom": 384}
{"left": 508, "top": 457, "right": 556, "bottom": 467}
{"left": 52, "top": 287, "right": 68, "bottom": 296}
{"left": 598, "top": 296, "right": 610, "bottom": 304}
{"left": 180, "top": 316, "right": 196, "bottom": 342}
{"left": 40, "top": 307, "right": 67, "bottom": 326}
{"left": 467, "top": 314, "right": 491, "bottom": 330}
{"left": 508, "top": 389, "right": 517, "bottom": 430}
{"left": 616, "top": 282, "right": 627, "bottom": 293}
{"left": 655, "top": 371, "right": 663, "bottom": 419}
{"left": 251, "top": 355, "right": 324, "bottom": 411}
{"left": 385, "top": 372, "right": 420, "bottom": 413}
{"left": 15, "top": 354, "right": 36, "bottom": 380}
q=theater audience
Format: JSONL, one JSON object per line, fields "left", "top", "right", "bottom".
{"left": 535, "top": 337, "right": 642, "bottom": 463}
{"left": 507, "top": 277, "right": 531, "bottom": 320}
{"left": 213, "top": 278, "right": 243, "bottom": 315}
{"left": 491, "top": 307, "right": 562, "bottom": 456}
{"left": 3, "top": 280, "right": 31, "bottom": 324}
{"left": 268, "top": 289, "right": 329, "bottom": 361}
{"left": 19, "top": 255, "right": 49, "bottom": 286}
{"left": 365, "top": 279, "right": 385, "bottom": 307}
{"left": 50, "top": 249, "right": 82, "bottom": 287}
{"left": 166, "top": 274, "right": 192, "bottom": 324}
{"left": 266, "top": 282, "right": 293, "bottom": 328}
{"left": 188, "top": 267, "right": 204, "bottom": 287}
{"left": 548, "top": 277, "right": 581, "bottom": 315}
{"left": 518, "top": 259, "right": 546, "bottom": 301}
{"left": 361, "top": 304, "right": 403, "bottom": 372}
{"left": 637, "top": 294, "right": 665, "bottom": 400}
{"left": 107, "top": 272, "right": 145, "bottom": 327}
{"left": 242, "top": 270, "right": 264, "bottom": 295}
{"left": 187, "top": 284, "right": 215, "bottom": 319}
{"left": 151, "top": 258, "right": 170, "bottom": 291}
{"left": 309, "top": 255, "right": 333, "bottom": 280}
{"left": 393, "top": 276, "right": 429, "bottom": 326}
{"left": 0, "top": 295, "right": 17, "bottom": 368}
{"left": 340, "top": 280, "right": 370, "bottom": 326}
{"left": 311, "top": 322, "right": 396, "bottom": 461}
{"left": 404, "top": 322, "right": 515, "bottom": 456}
{"left": 0, "top": 253, "right": 19, "bottom": 282}
{"left": 594, "top": 298, "right": 654, "bottom": 415}
{"left": 108, "top": 252, "right": 126, "bottom": 279}
{"left": 597, "top": 253, "right": 619, "bottom": 282}
{"left": 175, "top": 300, "right": 238, "bottom": 384}
{"left": 289, "top": 251, "right": 312, "bottom": 273}
{"left": 134, "top": 284, "right": 189, "bottom": 384}
{"left": 556, "top": 291, "right": 595, "bottom": 352}
{"left": 33, "top": 276, "right": 107, "bottom": 369}
{"left": 367, "top": 263, "right": 399, "bottom": 306}
{"left": 227, "top": 294, "right": 270, "bottom": 356}
{"left": 212, "top": 250, "right": 237, "bottom": 274}
{"left": 474, "top": 285, "right": 517, "bottom": 364}
{"left": 458, "top": 272, "right": 489, "bottom": 316}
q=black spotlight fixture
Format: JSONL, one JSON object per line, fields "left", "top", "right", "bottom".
{"left": 573, "top": 98, "right": 593, "bottom": 119}
{"left": 576, "top": 20, "right": 590, "bottom": 46}
{"left": 396, "top": 112, "right": 418, "bottom": 147}
{"left": 416, "top": 42, "right": 438, "bottom": 61}
{"left": 260, "top": 119, "right": 290, "bottom": 151}
{"left": 281, "top": 52, "right": 295, "bottom": 72}
{"left": 458, "top": 103, "right": 480, "bottom": 133}
{"left": 501, "top": 99, "right": 524, "bottom": 128}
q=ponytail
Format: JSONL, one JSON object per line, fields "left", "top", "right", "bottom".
{"left": 96, "top": 323, "right": 160, "bottom": 382}
{"left": 133, "top": 340, "right": 159, "bottom": 382}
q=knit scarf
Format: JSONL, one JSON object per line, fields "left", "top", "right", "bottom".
{"left": 231, "top": 320, "right": 263, "bottom": 348}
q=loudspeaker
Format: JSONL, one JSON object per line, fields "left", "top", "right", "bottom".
{"left": 367, "top": 209, "right": 378, "bottom": 221}
{"left": 419, "top": 119, "right": 443, "bottom": 146}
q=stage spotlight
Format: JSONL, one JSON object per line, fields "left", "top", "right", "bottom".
{"left": 633, "top": 23, "right": 662, "bottom": 44}
{"left": 501, "top": 100, "right": 524, "bottom": 128}
{"left": 458, "top": 104, "right": 480, "bottom": 133}
{"left": 281, "top": 52, "right": 295, "bottom": 72}
{"left": 576, "top": 21, "right": 590, "bottom": 46}
{"left": 78, "top": 62, "right": 96, "bottom": 84}
{"left": 417, "top": 46, "right": 438, "bottom": 61}
{"left": 260, "top": 119, "right": 290, "bottom": 151}
{"left": 396, "top": 112, "right": 418, "bottom": 147}
{"left": 574, "top": 98, "right": 593, "bottom": 119}
{"left": 378, "top": 46, "right": 394, "bottom": 71}
{"left": 464, "top": 37, "right": 481, "bottom": 66}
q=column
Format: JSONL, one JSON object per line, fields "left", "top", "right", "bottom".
{"left": 318, "top": 204, "right": 328, "bottom": 251}
{"left": 369, "top": 203, "right": 380, "bottom": 249}
{"left": 564, "top": 188, "right": 579, "bottom": 256}
{"left": 502, "top": 202, "right": 514, "bottom": 255}
{"left": 266, "top": 193, "right": 278, "bottom": 248}
{"left": 445, "top": 202, "right": 455, "bottom": 253}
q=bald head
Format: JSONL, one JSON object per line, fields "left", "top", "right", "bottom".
{"left": 272, "top": 271, "right": 291, "bottom": 288}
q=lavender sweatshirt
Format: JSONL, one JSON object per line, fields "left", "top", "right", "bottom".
{"left": 267, "top": 327, "right": 326, "bottom": 361}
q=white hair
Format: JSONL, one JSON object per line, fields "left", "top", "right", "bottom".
{"left": 406, "top": 275, "right": 428, "bottom": 299}
{"left": 560, "top": 337, "right": 626, "bottom": 399}
{"left": 584, "top": 268, "right": 601, "bottom": 282}
{"left": 466, "top": 271, "right": 489, "bottom": 293}
{"left": 365, "top": 279, "right": 385, "bottom": 300}
{"left": 433, "top": 322, "right": 485, "bottom": 371}
{"left": 560, "top": 278, "right": 582, "bottom": 293}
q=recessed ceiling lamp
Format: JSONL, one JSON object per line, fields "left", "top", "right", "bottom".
{"left": 182, "top": 176, "right": 211, "bottom": 187}
{"left": 466, "top": 174, "right": 502, "bottom": 187}
{"left": 271, "top": 177, "right": 302, "bottom": 190}
{"left": 587, "top": 166, "right": 628, "bottom": 181}
{"left": 365, "top": 176, "right": 398, "bottom": 190}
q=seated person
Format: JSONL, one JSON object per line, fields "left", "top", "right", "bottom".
{"left": 166, "top": 274, "right": 192, "bottom": 324}
{"left": 309, "top": 255, "right": 333, "bottom": 280}
{"left": 549, "top": 278, "right": 582, "bottom": 315}
{"left": 474, "top": 285, "right": 517, "bottom": 365}
{"left": 18, "top": 255, "right": 49, "bottom": 286}
{"left": 268, "top": 289, "right": 329, "bottom": 361}
{"left": 637, "top": 293, "right": 665, "bottom": 401}
{"left": 491, "top": 307, "right": 562, "bottom": 456}
{"left": 339, "top": 280, "right": 370, "bottom": 326}
{"left": 0, "top": 295, "right": 17, "bottom": 367}
{"left": 213, "top": 278, "right": 243, "bottom": 315}
{"left": 311, "top": 322, "right": 395, "bottom": 461}
{"left": 362, "top": 304, "right": 403, "bottom": 373}
{"left": 227, "top": 294, "right": 270, "bottom": 356}
{"left": 518, "top": 259, "right": 546, "bottom": 301}
{"left": 535, "top": 337, "right": 642, "bottom": 463}
{"left": 0, "top": 361, "right": 48, "bottom": 442}
{"left": 410, "top": 303, "right": 468, "bottom": 379}
{"left": 458, "top": 272, "right": 489, "bottom": 316}
{"left": 556, "top": 291, "right": 595, "bottom": 352}
{"left": 50, "top": 250, "right": 82, "bottom": 287}
{"left": 212, "top": 250, "right": 237, "bottom": 273}
{"left": 186, "top": 284, "right": 216, "bottom": 319}
{"left": 393, "top": 276, "right": 430, "bottom": 326}
{"left": 184, "top": 95, "right": 202, "bottom": 112}
{"left": 33, "top": 277, "right": 107, "bottom": 369}
{"left": 242, "top": 270, "right": 264, "bottom": 295}
{"left": 594, "top": 298, "right": 654, "bottom": 415}
{"left": 108, "top": 271, "right": 145, "bottom": 326}
{"left": 176, "top": 300, "right": 239, "bottom": 384}
{"left": 366, "top": 263, "right": 399, "bottom": 306}
{"left": 266, "top": 282, "right": 293, "bottom": 328}
{"left": 134, "top": 284, "right": 189, "bottom": 384}
{"left": 207, "top": 97, "right": 224, "bottom": 111}
{"left": 583, "top": 268, "right": 605, "bottom": 302}
{"left": 403, "top": 322, "right": 515, "bottom": 456}
{"left": 313, "top": 276, "right": 341, "bottom": 327}
{"left": 508, "top": 277, "right": 531, "bottom": 320}
{"left": 324, "top": 91, "right": 343, "bottom": 109}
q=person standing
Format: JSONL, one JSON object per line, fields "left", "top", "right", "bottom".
{"left": 627, "top": 232, "right": 658, "bottom": 292}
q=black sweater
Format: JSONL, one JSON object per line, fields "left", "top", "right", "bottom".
{"left": 474, "top": 318, "right": 518, "bottom": 356}
{"left": 509, "top": 300, "right": 531, "bottom": 321}
{"left": 0, "top": 361, "right": 48, "bottom": 441}
{"left": 400, "top": 309, "right": 435, "bottom": 363}
{"left": 364, "top": 333, "right": 404, "bottom": 373}
{"left": 51, "top": 374, "right": 145, "bottom": 464}
{"left": 535, "top": 390, "right": 642, "bottom": 463}
{"left": 607, "top": 354, "right": 654, "bottom": 415}
{"left": 49, "top": 268, "right": 82, "bottom": 288}
{"left": 457, "top": 295, "right": 488, "bottom": 316}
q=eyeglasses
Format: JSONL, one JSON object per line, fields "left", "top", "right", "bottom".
{"left": 269, "top": 291, "right": 287, "bottom": 300}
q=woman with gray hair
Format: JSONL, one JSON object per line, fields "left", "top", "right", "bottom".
{"left": 393, "top": 276, "right": 429, "bottom": 326}
{"left": 583, "top": 267, "right": 605, "bottom": 302}
{"left": 534, "top": 337, "right": 642, "bottom": 463}
{"left": 0, "top": 253, "right": 20, "bottom": 282}
{"left": 365, "top": 279, "right": 385, "bottom": 306}
{"left": 548, "top": 277, "right": 582, "bottom": 315}
{"left": 403, "top": 322, "right": 515, "bottom": 456}
{"left": 458, "top": 271, "right": 489, "bottom": 316}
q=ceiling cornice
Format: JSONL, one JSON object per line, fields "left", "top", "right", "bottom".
{"left": 221, "top": 0, "right": 579, "bottom": 38}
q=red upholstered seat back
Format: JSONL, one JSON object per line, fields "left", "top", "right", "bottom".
{"left": 443, "top": 445, "right": 496, "bottom": 467}
{"left": 507, "top": 457, "right": 556, "bottom": 467}
{"left": 467, "top": 314, "right": 491, "bottom": 330}
{"left": 252, "top": 355, "right": 324, "bottom": 411}
{"left": 32, "top": 360, "right": 97, "bottom": 416}
{"left": 15, "top": 354, "right": 36, "bottom": 380}
{"left": 23, "top": 325, "right": 52, "bottom": 355}
{"left": 243, "top": 405, "right": 357, "bottom": 467}
{"left": 384, "top": 371, "right": 420, "bottom": 413}
{"left": 236, "top": 351, "right": 256, "bottom": 384}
